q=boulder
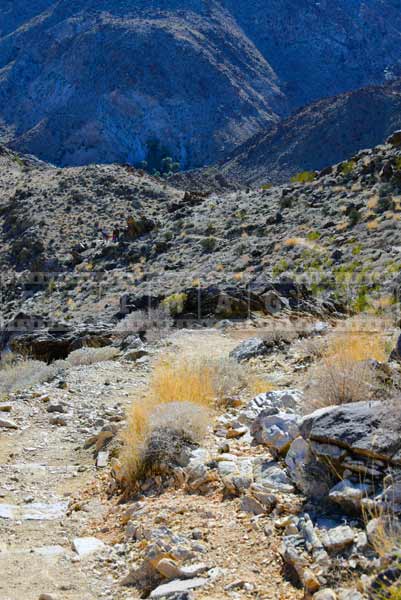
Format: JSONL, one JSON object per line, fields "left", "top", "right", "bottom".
{"left": 387, "top": 130, "right": 401, "bottom": 147}
{"left": 300, "top": 401, "right": 401, "bottom": 464}
{"left": 286, "top": 437, "right": 334, "bottom": 498}
{"left": 251, "top": 411, "right": 300, "bottom": 455}
{"left": 229, "top": 337, "right": 273, "bottom": 362}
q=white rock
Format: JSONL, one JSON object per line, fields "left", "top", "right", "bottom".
{"left": 150, "top": 578, "right": 208, "bottom": 598}
{"left": 72, "top": 537, "right": 106, "bottom": 557}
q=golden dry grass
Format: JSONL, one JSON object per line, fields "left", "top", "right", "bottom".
{"left": 120, "top": 354, "right": 271, "bottom": 489}
{"left": 367, "top": 219, "right": 379, "bottom": 230}
{"left": 304, "top": 318, "right": 389, "bottom": 411}
{"left": 327, "top": 318, "right": 388, "bottom": 363}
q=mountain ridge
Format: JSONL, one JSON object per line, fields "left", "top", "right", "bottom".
{"left": 2, "top": 0, "right": 401, "bottom": 169}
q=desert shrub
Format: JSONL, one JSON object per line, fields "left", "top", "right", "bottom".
{"left": 291, "top": 171, "right": 316, "bottom": 184}
{"left": 341, "top": 160, "right": 356, "bottom": 176}
{"left": 201, "top": 236, "right": 217, "bottom": 253}
{"left": 115, "top": 308, "right": 173, "bottom": 341}
{"left": 147, "top": 355, "right": 249, "bottom": 408}
{"left": 120, "top": 354, "right": 269, "bottom": 488}
{"left": 0, "top": 359, "right": 61, "bottom": 395}
{"left": 67, "top": 346, "right": 119, "bottom": 367}
{"left": 304, "top": 318, "right": 388, "bottom": 411}
{"left": 161, "top": 292, "right": 188, "bottom": 316}
{"left": 120, "top": 400, "right": 209, "bottom": 488}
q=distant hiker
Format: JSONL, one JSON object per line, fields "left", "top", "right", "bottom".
{"left": 101, "top": 228, "right": 109, "bottom": 241}
{"left": 126, "top": 215, "right": 137, "bottom": 240}
{"left": 112, "top": 227, "right": 120, "bottom": 243}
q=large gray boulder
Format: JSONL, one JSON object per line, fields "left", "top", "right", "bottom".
{"left": 300, "top": 401, "right": 401, "bottom": 464}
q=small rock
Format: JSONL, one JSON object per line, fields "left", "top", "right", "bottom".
{"left": 96, "top": 451, "right": 109, "bottom": 468}
{"left": 155, "top": 558, "right": 181, "bottom": 579}
{"left": 72, "top": 537, "right": 106, "bottom": 557}
{"left": 49, "top": 415, "right": 67, "bottom": 426}
{"left": 313, "top": 590, "right": 337, "bottom": 600}
{"left": 0, "top": 417, "right": 18, "bottom": 429}
{"left": 319, "top": 526, "right": 355, "bottom": 553}
{"left": 46, "top": 402, "right": 66, "bottom": 413}
{"left": 251, "top": 412, "right": 300, "bottom": 455}
{"left": 240, "top": 495, "right": 266, "bottom": 516}
{"left": 150, "top": 578, "right": 208, "bottom": 598}
{"left": 39, "top": 595, "right": 57, "bottom": 600}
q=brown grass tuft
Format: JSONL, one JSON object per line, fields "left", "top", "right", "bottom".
{"left": 304, "top": 318, "right": 388, "bottom": 412}
{"left": 119, "top": 355, "right": 263, "bottom": 489}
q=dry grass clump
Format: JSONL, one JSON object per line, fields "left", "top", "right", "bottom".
{"left": 115, "top": 308, "right": 173, "bottom": 342}
{"left": 120, "top": 354, "right": 270, "bottom": 489}
{"left": 0, "top": 359, "right": 61, "bottom": 396}
{"left": 67, "top": 346, "right": 119, "bottom": 367}
{"left": 304, "top": 318, "right": 389, "bottom": 412}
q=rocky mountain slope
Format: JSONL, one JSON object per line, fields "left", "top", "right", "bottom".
{"left": 2, "top": 0, "right": 401, "bottom": 169}
{"left": 219, "top": 80, "right": 401, "bottom": 186}
{"left": 1, "top": 130, "right": 401, "bottom": 341}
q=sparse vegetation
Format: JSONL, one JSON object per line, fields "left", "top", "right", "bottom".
{"left": 304, "top": 318, "right": 388, "bottom": 411}
{"left": 290, "top": 171, "right": 317, "bottom": 184}
{"left": 66, "top": 346, "right": 119, "bottom": 366}
{"left": 120, "top": 355, "right": 270, "bottom": 488}
{"left": 0, "top": 359, "right": 62, "bottom": 396}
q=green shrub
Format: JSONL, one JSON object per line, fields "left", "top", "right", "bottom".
{"left": 291, "top": 171, "right": 317, "bottom": 184}
{"left": 201, "top": 236, "right": 217, "bottom": 253}
{"left": 341, "top": 160, "right": 356, "bottom": 176}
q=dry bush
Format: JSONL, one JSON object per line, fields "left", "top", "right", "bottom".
{"left": 0, "top": 359, "right": 61, "bottom": 395}
{"left": 115, "top": 308, "right": 173, "bottom": 342}
{"left": 120, "top": 399, "right": 209, "bottom": 489}
{"left": 304, "top": 318, "right": 388, "bottom": 412}
{"left": 148, "top": 355, "right": 251, "bottom": 408}
{"left": 67, "top": 346, "right": 119, "bottom": 366}
{"left": 120, "top": 354, "right": 269, "bottom": 489}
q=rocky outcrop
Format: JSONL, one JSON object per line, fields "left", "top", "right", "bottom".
{"left": 287, "top": 401, "right": 401, "bottom": 513}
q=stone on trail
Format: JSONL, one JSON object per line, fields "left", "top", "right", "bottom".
{"left": 251, "top": 412, "right": 300, "bottom": 455}
{"left": 96, "top": 450, "right": 109, "bottom": 468}
{"left": 0, "top": 417, "right": 18, "bottom": 429}
{"left": 229, "top": 337, "right": 273, "bottom": 362}
{"left": 318, "top": 525, "right": 355, "bottom": 553}
{"left": 0, "top": 501, "right": 68, "bottom": 520}
{"left": 72, "top": 537, "right": 106, "bottom": 557}
{"left": 150, "top": 577, "right": 208, "bottom": 598}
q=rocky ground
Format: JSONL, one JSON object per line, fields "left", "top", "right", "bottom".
{"left": 1, "top": 321, "right": 400, "bottom": 600}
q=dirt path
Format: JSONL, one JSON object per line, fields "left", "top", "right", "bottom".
{"left": 0, "top": 358, "right": 149, "bottom": 600}
{"left": 0, "top": 326, "right": 306, "bottom": 600}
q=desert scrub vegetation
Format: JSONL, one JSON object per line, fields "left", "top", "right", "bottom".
{"left": 114, "top": 308, "right": 173, "bottom": 341}
{"left": 304, "top": 318, "right": 389, "bottom": 412}
{"left": 0, "top": 359, "right": 62, "bottom": 396}
{"left": 66, "top": 346, "right": 119, "bottom": 367}
{"left": 290, "top": 170, "right": 317, "bottom": 184}
{"left": 119, "top": 355, "right": 268, "bottom": 490}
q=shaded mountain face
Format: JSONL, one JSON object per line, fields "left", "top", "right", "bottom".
{"left": 219, "top": 81, "right": 401, "bottom": 186}
{"left": 1, "top": 0, "right": 401, "bottom": 169}
{"left": 0, "top": 1, "right": 284, "bottom": 168}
